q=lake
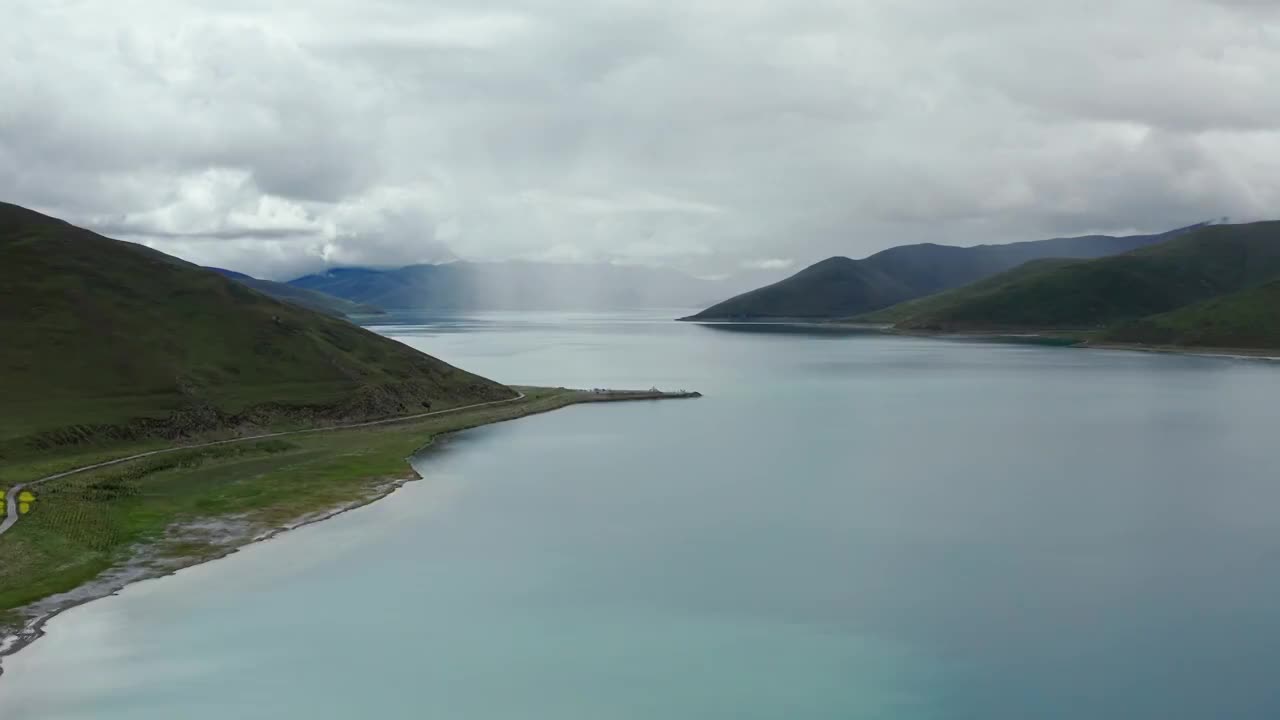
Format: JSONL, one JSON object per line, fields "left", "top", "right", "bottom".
{"left": 3, "top": 312, "right": 1280, "bottom": 719}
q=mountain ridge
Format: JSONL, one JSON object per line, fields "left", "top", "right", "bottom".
{"left": 885, "top": 221, "right": 1280, "bottom": 336}
{"left": 682, "top": 225, "right": 1206, "bottom": 321}
{"left": 205, "top": 267, "right": 384, "bottom": 318}
{"left": 288, "top": 261, "right": 773, "bottom": 311}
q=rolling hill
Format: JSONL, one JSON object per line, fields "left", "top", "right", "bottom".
{"left": 681, "top": 226, "right": 1201, "bottom": 321}
{"left": 887, "top": 222, "right": 1280, "bottom": 333}
{"left": 855, "top": 259, "right": 1087, "bottom": 325}
{"left": 0, "top": 202, "right": 513, "bottom": 456}
{"left": 207, "top": 267, "right": 384, "bottom": 318}
{"left": 1100, "top": 280, "right": 1280, "bottom": 350}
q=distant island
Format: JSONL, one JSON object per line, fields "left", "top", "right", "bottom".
{"left": 0, "top": 202, "right": 698, "bottom": 670}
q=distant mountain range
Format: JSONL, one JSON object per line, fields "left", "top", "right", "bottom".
{"left": 206, "top": 267, "right": 384, "bottom": 318}
{"left": 682, "top": 226, "right": 1204, "bottom": 321}
{"left": 866, "top": 221, "right": 1280, "bottom": 349}
{"left": 288, "top": 261, "right": 767, "bottom": 311}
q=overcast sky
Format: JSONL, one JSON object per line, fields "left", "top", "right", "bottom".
{"left": 3, "top": 0, "right": 1277, "bottom": 280}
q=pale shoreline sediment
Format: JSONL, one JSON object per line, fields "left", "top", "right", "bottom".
{"left": 1077, "top": 341, "right": 1280, "bottom": 361}
{"left": 0, "top": 474, "right": 415, "bottom": 676}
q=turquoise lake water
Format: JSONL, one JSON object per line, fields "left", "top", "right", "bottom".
{"left": 3, "top": 312, "right": 1280, "bottom": 718}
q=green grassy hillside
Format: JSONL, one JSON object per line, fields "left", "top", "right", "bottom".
{"left": 682, "top": 256, "right": 917, "bottom": 319}
{"left": 889, "top": 222, "right": 1280, "bottom": 332}
{"left": 207, "top": 268, "right": 384, "bottom": 318}
{"left": 0, "top": 203, "right": 513, "bottom": 460}
{"left": 1101, "top": 280, "right": 1280, "bottom": 349}
{"left": 854, "top": 259, "right": 1086, "bottom": 324}
{"left": 683, "top": 226, "right": 1198, "bottom": 320}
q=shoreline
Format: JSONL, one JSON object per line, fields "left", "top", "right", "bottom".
{"left": 680, "top": 318, "right": 1280, "bottom": 361}
{"left": 0, "top": 387, "right": 700, "bottom": 676}
{"left": 0, "top": 388, "right": 537, "bottom": 541}
{"left": 0, "top": 474, "right": 415, "bottom": 674}
{"left": 1077, "top": 340, "right": 1280, "bottom": 361}
{"left": 896, "top": 330, "right": 1280, "bottom": 361}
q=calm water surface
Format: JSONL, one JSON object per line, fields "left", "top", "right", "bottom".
{"left": 3, "top": 312, "right": 1280, "bottom": 719}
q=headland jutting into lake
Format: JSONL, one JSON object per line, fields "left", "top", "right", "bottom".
{"left": 0, "top": 386, "right": 700, "bottom": 674}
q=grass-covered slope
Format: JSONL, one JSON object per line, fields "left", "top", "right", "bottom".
{"left": 889, "top": 222, "right": 1280, "bottom": 332}
{"left": 855, "top": 259, "right": 1086, "bottom": 325}
{"left": 1101, "top": 280, "right": 1280, "bottom": 349}
{"left": 682, "top": 256, "right": 918, "bottom": 320}
{"left": 0, "top": 202, "right": 513, "bottom": 457}
{"left": 207, "top": 268, "right": 384, "bottom": 318}
{"left": 683, "top": 226, "right": 1198, "bottom": 320}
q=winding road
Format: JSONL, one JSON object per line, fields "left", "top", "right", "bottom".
{"left": 0, "top": 390, "right": 527, "bottom": 538}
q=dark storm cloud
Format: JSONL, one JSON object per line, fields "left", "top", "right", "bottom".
{"left": 1, "top": 0, "right": 1277, "bottom": 279}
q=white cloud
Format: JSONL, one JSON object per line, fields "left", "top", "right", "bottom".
{"left": 2, "top": 0, "right": 1278, "bottom": 279}
{"left": 742, "top": 258, "right": 795, "bottom": 271}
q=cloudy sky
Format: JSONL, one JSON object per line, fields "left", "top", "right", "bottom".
{"left": 3, "top": 0, "right": 1278, "bottom": 280}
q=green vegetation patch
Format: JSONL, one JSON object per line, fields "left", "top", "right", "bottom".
{"left": 854, "top": 258, "right": 1085, "bottom": 325}
{"left": 1103, "top": 279, "right": 1280, "bottom": 350}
